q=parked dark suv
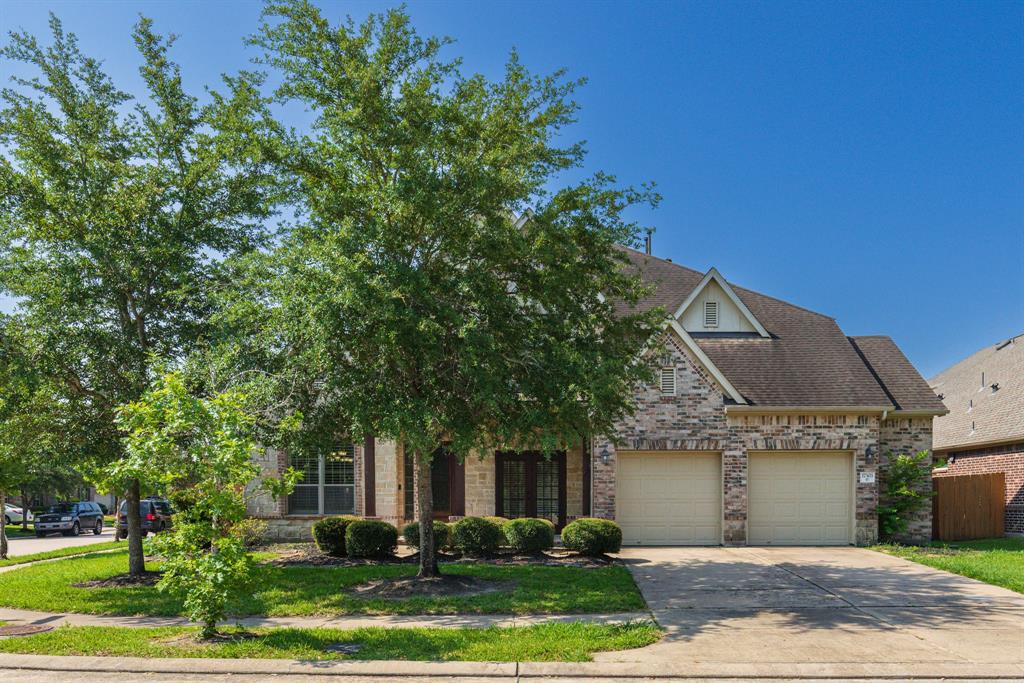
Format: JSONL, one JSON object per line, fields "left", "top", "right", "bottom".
{"left": 115, "top": 498, "right": 173, "bottom": 540}
{"left": 34, "top": 501, "right": 104, "bottom": 537}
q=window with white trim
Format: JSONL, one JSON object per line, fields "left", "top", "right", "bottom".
{"left": 660, "top": 366, "right": 676, "bottom": 395}
{"left": 288, "top": 444, "right": 355, "bottom": 515}
{"left": 704, "top": 300, "right": 719, "bottom": 328}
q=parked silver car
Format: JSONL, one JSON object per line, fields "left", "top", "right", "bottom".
{"left": 4, "top": 503, "right": 33, "bottom": 525}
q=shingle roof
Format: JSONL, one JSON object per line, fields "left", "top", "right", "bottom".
{"left": 929, "top": 333, "right": 1024, "bottom": 451}
{"left": 848, "top": 336, "right": 947, "bottom": 412}
{"left": 618, "top": 247, "right": 938, "bottom": 411}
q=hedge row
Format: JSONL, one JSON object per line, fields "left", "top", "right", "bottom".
{"left": 312, "top": 515, "right": 622, "bottom": 558}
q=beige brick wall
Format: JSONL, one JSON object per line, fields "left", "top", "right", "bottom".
{"left": 879, "top": 418, "right": 935, "bottom": 542}
{"left": 587, "top": 330, "right": 930, "bottom": 546}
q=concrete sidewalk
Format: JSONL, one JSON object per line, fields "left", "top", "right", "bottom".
{"left": 0, "top": 606, "right": 649, "bottom": 630}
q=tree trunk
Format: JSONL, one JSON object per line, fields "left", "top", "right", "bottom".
{"left": 126, "top": 479, "right": 146, "bottom": 576}
{"left": 414, "top": 449, "right": 440, "bottom": 578}
{"left": 20, "top": 487, "right": 29, "bottom": 532}
{"left": 0, "top": 489, "right": 8, "bottom": 560}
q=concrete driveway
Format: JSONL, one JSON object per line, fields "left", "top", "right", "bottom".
{"left": 602, "top": 546, "right": 1024, "bottom": 670}
{"left": 2, "top": 526, "right": 116, "bottom": 557}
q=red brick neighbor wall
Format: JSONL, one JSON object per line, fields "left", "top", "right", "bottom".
{"left": 590, "top": 331, "right": 913, "bottom": 546}
{"left": 934, "top": 442, "right": 1024, "bottom": 534}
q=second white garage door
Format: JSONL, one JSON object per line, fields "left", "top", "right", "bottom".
{"left": 748, "top": 451, "right": 853, "bottom": 545}
{"left": 617, "top": 451, "right": 721, "bottom": 545}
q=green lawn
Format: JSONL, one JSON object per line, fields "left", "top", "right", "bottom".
{"left": 0, "top": 621, "right": 659, "bottom": 661}
{"left": 0, "top": 550, "right": 645, "bottom": 617}
{"left": 873, "top": 537, "right": 1024, "bottom": 593}
{"left": 0, "top": 541, "right": 123, "bottom": 568}
{"left": 3, "top": 527, "right": 37, "bottom": 538}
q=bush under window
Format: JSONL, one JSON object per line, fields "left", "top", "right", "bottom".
{"left": 451, "top": 516, "right": 503, "bottom": 556}
{"left": 345, "top": 519, "right": 398, "bottom": 557}
{"left": 312, "top": 516, "right": 360, "bottom": 557}
{"left": 504, "top": 517, "right": 555, "bottom": 553}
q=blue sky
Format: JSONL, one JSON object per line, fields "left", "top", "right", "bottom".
{"left": 2, "top": 0, "right": 1021, "bottom": 378}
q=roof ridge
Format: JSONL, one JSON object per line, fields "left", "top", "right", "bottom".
{"left": 619, "top": 245, "right": 705, "bottom": 277}
{"left": 847, "top": 337, "right": 900, "bottom": 410}
{"left": 620, "top": 245, "right": 835, "bottom": 321}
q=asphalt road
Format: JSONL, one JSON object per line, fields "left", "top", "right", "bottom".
{"left": 2, "top": 526, "right": 117, "bottom": 557}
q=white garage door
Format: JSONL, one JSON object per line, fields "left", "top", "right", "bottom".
{"left": 617, "top": 451, "right": 721, "bottom": 545}
{"left": 748, "top": 451, "right": 853, "bottom": 545}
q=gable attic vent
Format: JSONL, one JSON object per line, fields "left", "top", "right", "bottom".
{"left": 704, "top": 301, "right": 719, "bottom": 328}
{"left": 660, "top": 367, "right": 676, "bottom": 396}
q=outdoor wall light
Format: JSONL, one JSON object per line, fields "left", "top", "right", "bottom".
{"left": 600, "top": 446, "right": 610, "bottom": 465}
{"left": 865, "top": 445, "right": 877, "bottom": 465}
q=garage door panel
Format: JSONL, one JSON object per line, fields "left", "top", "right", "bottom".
{"left": 617, "top": 451, "right": 720, "bottom": 546}
{"left": 749, "top": 452, "right": 852, "bottom": 546}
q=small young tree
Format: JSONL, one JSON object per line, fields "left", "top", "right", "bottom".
{"left": 116, "top": 371, "right": 294, "bottom": 638}
{"left": 878, "top": 450, "right": 934, "bottom": 541}
{"left": 248, "top": 2, "right": 660, "bottom": 578}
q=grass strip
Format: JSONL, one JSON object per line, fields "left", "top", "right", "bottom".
{"left": 873, "top": 537, "right": 1024, "bottom": 594}
{"left": 0, "top": 622, "right": 661, "bottom": 661}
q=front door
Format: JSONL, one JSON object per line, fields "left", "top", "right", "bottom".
{"left": 495, "top": 451, "right": 567, "bottom": 529}
{"left": 426, "top": 447, "right": 465, "bottom": 520}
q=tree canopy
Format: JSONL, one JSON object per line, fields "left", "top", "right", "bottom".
{"left": 228, "top": 0, "right": 661, "bottom": 576}
{"left": 0, "top": 14, "right": 281, "bottom": 573}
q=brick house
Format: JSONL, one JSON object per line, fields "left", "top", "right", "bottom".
{"left": 930, "top": 334, "right": 1024, "bottom": 534}
{"left": 248, "top": 247, "right": 946, "bottom": 545}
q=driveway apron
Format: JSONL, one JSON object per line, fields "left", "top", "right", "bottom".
{"left": 604, "top": 546, "right": 1024, "bottom": 666}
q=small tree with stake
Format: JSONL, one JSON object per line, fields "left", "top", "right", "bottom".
{"left": 115, "top": 371, "right": 294, "bottom": 638}
{"left": 246, "top": 1, "right": 660, "bottom": 579}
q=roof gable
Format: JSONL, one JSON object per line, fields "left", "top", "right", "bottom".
{"left": 666, "top": 319, "right": 748, "bottom": 405}
{"left": 674, "top": 268, "right": 769, "bottom": 337}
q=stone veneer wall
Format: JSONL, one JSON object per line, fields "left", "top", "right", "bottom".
{"left": 374, "top": 440, "right": 403, "bottom": 526}
{"left": 589, "top": 331, "right": 933, "bottom": 546}
{"left": 933, "top": 441, "right": 1024, "bottom": 534}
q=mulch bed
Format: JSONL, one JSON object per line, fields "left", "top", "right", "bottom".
{"left": 265, "top": 543, "right": 614, "bottom": 568}
{"left": 346, "top": 574, "right": 513, "bottom": 600}
{"left": 73, "top": 571, "right": 163, "bottom": 589}
{"left": 156, "top": 631, "right": 261, "bottom": 647}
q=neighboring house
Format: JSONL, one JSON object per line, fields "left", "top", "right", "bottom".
{"left": 248, "top": 247, "right": 946, "bottom": 546}
{"left": 930, "top": 333, "right": 1024, "bottom": 534}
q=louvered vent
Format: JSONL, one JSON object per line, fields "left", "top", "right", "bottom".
{"left": 660, "top": 367, "right": 676, "bottom": 395}
{"left": 704, "top": 301, "right": 719, "bottom": 328}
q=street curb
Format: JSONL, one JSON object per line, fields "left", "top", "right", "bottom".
{"left": 1, "top": 654, "right": 1023, "bottom": 679}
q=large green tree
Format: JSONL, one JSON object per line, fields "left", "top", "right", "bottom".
{"left": 0, "top": 16, "right": 280, "bottom": 574}
{"left": 245, "top": 1, "right": 660, "bottom": 577}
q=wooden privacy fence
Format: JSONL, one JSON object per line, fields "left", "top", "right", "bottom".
{"left": 932, "top": 472, "right": 1005, "bottom": 541}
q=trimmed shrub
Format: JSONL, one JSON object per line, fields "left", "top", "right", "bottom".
{"left": 451, "top": 516, "right": 503, "bottom": 555}
{"left": 402, "top": 521, "right": 450, "bottom": 550}
{"left": 504, "top": 517, "right": 555, "bottom": 553}
{"left": 233, "top": 518, "right": 269, "bottom": 549}
{"left": 562, "top": 518, "right": 622, "bottom": 556}
{"left": 483, "top": 516, "right": 510, "bottom": 530}
{"left": 346, "top": 519, "right": 398, "bottom": 558}
{"left": 312, "top": 516, "right": 360, "bottom": 557}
